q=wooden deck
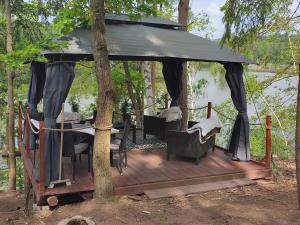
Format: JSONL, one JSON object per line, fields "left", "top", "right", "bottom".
{"left": 21, "top": 146, "right": 271, "bottom": 204}
{"left": 21, "top": 149, "right": 94, "bottom": 204}
{"left": 112, "top": 147, "right": 271, "bottom": 195}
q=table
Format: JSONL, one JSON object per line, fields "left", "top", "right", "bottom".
{"left": 30, "top": 119, "right": 119, "bottom": 135}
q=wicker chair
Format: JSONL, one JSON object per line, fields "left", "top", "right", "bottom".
{"left": 166, "top": 121, "right": 220, "bottom": 165}
{"left": 143, "top": 115, "right": 180, "bottom": 140}
{"left": 59, "top": 123, "right": 91, "bottom": 182}
{"left": 110, "top": 119, "right": 131, "bottom": 174}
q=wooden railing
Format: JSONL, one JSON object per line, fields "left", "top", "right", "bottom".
{"left": 18, "top": 102, "right": 45, "bottom": 193}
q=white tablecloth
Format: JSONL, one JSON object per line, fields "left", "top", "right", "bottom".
{"left": 30, "top": 119, "right": 119, "bottom": 135}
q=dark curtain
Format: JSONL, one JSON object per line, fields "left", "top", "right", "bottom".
{"left": 36, "top": 62, "right": 75, "bottom": 186}
{"left": 162, "top": 59, "right": 183, "bottom": 107}
{"left": 26, "top": 62, "right": 46, "bottom": 149}
{"left": 224, "top": 62, "right": 250, "bottom": 161}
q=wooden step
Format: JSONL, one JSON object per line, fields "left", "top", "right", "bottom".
{"left": 144, "top": 178, "right": 256, "bottom": 199}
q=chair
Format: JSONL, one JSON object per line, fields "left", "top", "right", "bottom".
{"left": 113, "top": 121, "right": 137, "bottom": 144}
{"left": 59, "top": 123, "right": 91, "bottom": 182}
{"left": 143, "top": 115, "right": 180, "bottom": 140}
{"left": 110, "top": 119, "right": 131, "bottom": 174}
{"left": 28, "top": 112, "right": 44, "bottom": 166}
{"left": 166, "top": 121, "right": 220, "bottom": 165}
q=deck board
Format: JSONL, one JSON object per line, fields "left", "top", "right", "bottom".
{"left": 144, "top": 178, "right": 257, "bottom": 199}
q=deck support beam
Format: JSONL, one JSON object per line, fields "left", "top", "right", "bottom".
{"left": 47, "top": 196, "right": 58, "bottom": 207}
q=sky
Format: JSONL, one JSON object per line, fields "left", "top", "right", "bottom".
{"left": 189, "top": 0, "right": 226, "bottom": 39}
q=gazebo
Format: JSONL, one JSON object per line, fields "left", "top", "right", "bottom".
{"left": 19, "top": 14, "right": 271, "bottom": 206}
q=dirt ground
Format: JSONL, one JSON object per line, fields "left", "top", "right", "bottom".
{"left": 1, "top": 160, "right": 300, "bottom": 225}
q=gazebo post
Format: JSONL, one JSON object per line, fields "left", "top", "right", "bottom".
{"left": 207, "top": 102, "right": 212, "bottom": 119}
{"left": 265, "top": 114, "right": 272, "bottom": 168}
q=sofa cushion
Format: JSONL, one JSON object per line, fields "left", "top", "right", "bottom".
{"left": 158, "top": 106, "right": 182, "bottom": 122}
{"left": 187, "top": 115, "right": 222, "bottom": 143}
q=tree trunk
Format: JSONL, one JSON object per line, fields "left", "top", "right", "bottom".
{"left": 5, "top": 0, "right": 16, "bottom": 191}
{"left": 143, "top": 61, "right": 155, "bottom": 115}
{"left": 151, "top": 62, "right": 156, "bottom": 100}
{"left": 295, "top": 63, "right": 300, "bottom": 209}
{"left": 178, "top": 0, "right": 189, "bottom": 130}
{"left": 137, "top": 77, "right": 144, "bottom": 128}
{"left": 91, "top": 0, "right": 113, "bottom": 198}
{"left": 188, "top": 64, "right": 195, "bottom": 120}
{"left": 123, "top": 62, "right": 142, "bottom": 128}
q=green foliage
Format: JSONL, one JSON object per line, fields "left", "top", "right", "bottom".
{"left": 68, "top": 95, "right": 79, "bottom": 113}
{"left": 0, "top": 166, "right": 8, "bottom": 189}
{"left": 221, "top": 0, "right": 299, "bottom": 65}
{"left": 213, "top": 99, "right": 237, "bottom": 148}
{"left": 221, "top": 0, "right": 290, "bottom": 48}
{"left": 0, "top": 157, "right": 24, "bottom": 190}
{"left": 105, "top": 0, "right": 172, "bottom": 16}
{"left": 111, "top": 61, "right": 145, "bottom": 119}
{"left": 191, "top": 78, "right": 208, "bottom": 96}
{"left": 188, "top": 11, "right": 215, "bottom": 39}
{"left": 209, "top": 63, "right": 227, "bottom": 89}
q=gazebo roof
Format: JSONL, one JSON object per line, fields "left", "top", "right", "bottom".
{"left": 43, "top": 14, "right": 254, "bottom": 64}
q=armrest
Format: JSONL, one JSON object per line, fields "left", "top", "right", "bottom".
{"left": 188, "top": 121, "right": 198, "bottom": 129}
{"left": 168, "top": 130, "right": 199, "bottom": 140}
{"left": 112, "top": 137, "right": 122, "bottom": 141}
{"left": 30, "top": 112, "right": 44, "bottom": 121}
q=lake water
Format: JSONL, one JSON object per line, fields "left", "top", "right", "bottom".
{"left": 0, "top": 69, "right": 297, "bottom": 169}
{"left": 191, "top": 69, "right": 297, "bottom": 117}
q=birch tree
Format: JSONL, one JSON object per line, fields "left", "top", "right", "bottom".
{"left": 143, "top": 61, "right": 156, "bottom": 115}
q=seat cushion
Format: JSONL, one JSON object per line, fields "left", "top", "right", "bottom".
{"left": 110, "top": 143, "right": 120, "bottom": 151}
{"left": 74, "top": 143, "right": 89, "bottom": 154}
{"left": 111, "top": 138, "right": 121, "bottom": 145}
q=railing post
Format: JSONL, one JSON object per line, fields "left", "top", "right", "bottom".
{"left": 18, "top": 102, "right": 23, "bottom": 149}
{"left": 266, "top": 114, "right": 272, "bottom": 168}
{"left": 207, "top": 102, "right": 212, "bottom": 119}
{"left": 26, "top": 107, "right": 30, "bottom": 155}
{"left": 39, "top": 121, "right": 45, "bottom": 193}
